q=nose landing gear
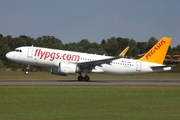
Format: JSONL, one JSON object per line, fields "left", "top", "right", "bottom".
{"left": 25, "top": 65, "right": 30, "bottom": 75}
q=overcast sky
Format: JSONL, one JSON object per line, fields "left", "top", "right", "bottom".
{"left": 0, "top": 0, "right": 180, "bottom": 47}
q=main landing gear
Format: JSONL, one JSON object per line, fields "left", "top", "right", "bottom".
{"left": 77, "top": 72, "right": 90, "bottom": 81}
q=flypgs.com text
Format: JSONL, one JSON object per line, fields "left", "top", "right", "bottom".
{"left": 34, "top": 49, "right": 80, "bottom": 62}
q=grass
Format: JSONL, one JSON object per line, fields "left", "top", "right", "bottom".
{"left": 0, "top": 71, "right": 180, "bottom": 80}
{"left": 0, "top": 86, "right": 180, "bottom": 120}
{"left": 0, "top": 71, "right": 180, "bottom": 119}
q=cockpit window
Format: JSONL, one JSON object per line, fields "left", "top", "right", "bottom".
{"left": 14, "top": 49, "right": 22, "bottom": 52}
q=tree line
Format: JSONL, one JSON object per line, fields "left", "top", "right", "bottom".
{"left": 0, "top": 34, "right": 180, "bottom": 72}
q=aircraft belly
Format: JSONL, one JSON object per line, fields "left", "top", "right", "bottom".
{"left": 101, "top": 64, "right": 136, "bottom": 75}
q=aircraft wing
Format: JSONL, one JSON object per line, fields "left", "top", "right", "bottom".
{"left": 77, "top": 46, "right": 130, "bottom": 69}
{"left": 77, "top": 56, "right": 122, "bottom": 69}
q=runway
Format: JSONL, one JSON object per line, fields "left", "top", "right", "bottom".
{"left": 0, "top": 79, "right": 180, "bottom": 86}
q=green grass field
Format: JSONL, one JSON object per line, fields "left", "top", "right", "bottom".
{"left": 0, "top": 86, "right": 180, "bottom": 120}
{"left": 0, "top": 71, "right": 180, "bottom": 119}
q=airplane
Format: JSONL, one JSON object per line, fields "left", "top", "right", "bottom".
{"left": 6, "top": 37, "right": 172, "bottom": 81}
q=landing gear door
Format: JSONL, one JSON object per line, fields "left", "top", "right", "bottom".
{"left": 136, "top": 61, "right": 141, "bottom": 72}
{"left": 27, "top": 47, "right": 33, "bottom": 58}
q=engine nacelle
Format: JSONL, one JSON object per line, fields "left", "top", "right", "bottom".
{"left": 51, "top": 62, "right": 80, "bottom": 75}
{"left": 51, "top": 67, "right": 67, "bottom": 76}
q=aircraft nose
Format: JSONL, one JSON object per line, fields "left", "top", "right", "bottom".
{"left": 6, "top": 52, "right": 14, "bottom": 60}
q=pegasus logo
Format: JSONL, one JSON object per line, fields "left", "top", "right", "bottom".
{"left": 146, "top": 39, "right": 166, "bottom": 59}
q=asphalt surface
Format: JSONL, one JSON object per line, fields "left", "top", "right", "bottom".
{"left": 0, "top": 79, "right": 180, "bottom": 86}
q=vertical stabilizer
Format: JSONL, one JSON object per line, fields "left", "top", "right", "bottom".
{"left": 139, "top": 37, "right": 172, "bottom": 64}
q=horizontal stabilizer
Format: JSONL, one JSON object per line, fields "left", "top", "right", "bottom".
{"left": 151, "top": 66, "right": 171, "bottom": 72}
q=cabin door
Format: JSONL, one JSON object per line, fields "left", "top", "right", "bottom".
{"left": 136, "top": 61, "right": 141, "bottom": 71}
{"left": 27, "top": 48, "right": 33, "bottom": 58}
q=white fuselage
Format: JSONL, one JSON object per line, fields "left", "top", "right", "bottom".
{"left": 6, "top": 46, "right": 170, "bottom": 75}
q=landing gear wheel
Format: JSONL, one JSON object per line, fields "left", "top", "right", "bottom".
{"left": 78, "top": 76, "right": 84, "bottom": 81}
{"left": 84, "top": 75, "right": 90, "bottom": 81}
{"left": 25, "top": 70, "right": 29, "bottom": 75}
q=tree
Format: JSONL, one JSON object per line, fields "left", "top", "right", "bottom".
{"left": 19, "top": 35, "right": 35, "bottom": 46}
{"left": 0, "top": 60, "right": 3, "bottom": 69}
{"left": 128, "top": 47, "right": 140, "bottom": 57}
{"left": 100, "top": 39, "right": 107, "bottom": 53}
{"left": 171, "top": 45, "right": 180, "bottom": 54}
{"left": 125, "top": 39, "right": 140, "bottom": 57}
{"left": 77, "top": 39, "right": 91, "bottom": 52}
{"left": 105, "top": 37, "right": 118, "bottom": 56}
{"left": 146, "top": 36, "right": 158, "bottom": 51}
{"left": 101, "top": 39, "right": 106, "bottom": 45}
{"left": 50, "top": 37, "right": 63, "bottom": 49}
{"left": 63, "top": 42, "right": 78, "bottom": 51}
{"left": 137, "top": 42, "right": 147, "bottom": 54}
{"left": 116, "top": 37, "right": 129, "bottom": 52}
{"left": 88, "top": 42, "right": 106, "bottom": 55}
{"left": 0, "top": 44, "right": 11, "bottom": 62}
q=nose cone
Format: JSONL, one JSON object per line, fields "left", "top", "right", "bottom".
{"left": 6, "top": 52, "right": 13, "bottom": 60}
{"left": 6, "top": 51, "right": 21, "bottom": 63}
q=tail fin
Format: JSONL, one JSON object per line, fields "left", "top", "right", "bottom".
{"left": 119, "top": 46, "right": 130, "bottom": 57}
{"left": 139, "top": 37, "right": 172, "bottom": 64}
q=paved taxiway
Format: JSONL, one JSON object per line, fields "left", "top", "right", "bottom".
{"left": 0, "top": 79, "right": 180, "bottom": 86}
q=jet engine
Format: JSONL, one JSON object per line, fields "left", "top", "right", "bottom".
{"left": 51, "top": 62, "right": 80, "bottom": 75}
